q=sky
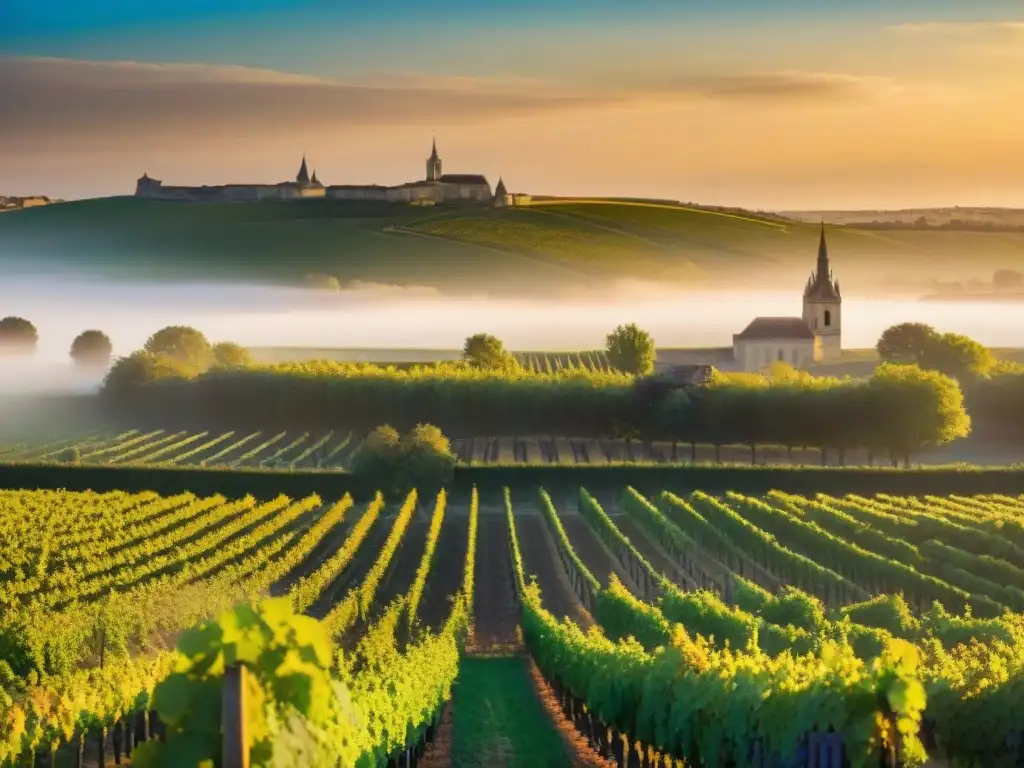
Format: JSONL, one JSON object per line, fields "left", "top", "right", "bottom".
{"left": 2, "top": 0, "right": 1024, "bottom": 209}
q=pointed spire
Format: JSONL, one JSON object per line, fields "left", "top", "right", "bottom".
{"left": 296, "top": 154, "right": 310, "bottom": 185}
{"left": 817, "top": 219, "right": 829, "bottom": 277}
{"left": 311, "top": 168, "right": 320, "bottom": 185}
{"left": 429, "top": 136, "right": 439, "bottom": 159}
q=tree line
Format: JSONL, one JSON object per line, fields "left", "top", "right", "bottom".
{"left": 104, "top": 358, "right": 969, "bottom": 466}
{"left": 96, "top": 319, "right": 1024, "bottom": 462}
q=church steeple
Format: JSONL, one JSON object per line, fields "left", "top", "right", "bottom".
{"left": 311, "top": 168, "right": 320, "bottom": 186}
{"left": 805, "top": 221, "right": 840, "bottom": 301}
{"left": 296, "top": 155, "right": 310, "bottom": 185}
{"left": 817, "top": 220, "right": 829, "bottom": 278}
{"left": 426, "top": 137, "right": 442, "bottom": 181}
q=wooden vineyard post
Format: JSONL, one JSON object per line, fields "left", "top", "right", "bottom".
{"left": 223, "top": 663, "right": 250, "bottom": 768}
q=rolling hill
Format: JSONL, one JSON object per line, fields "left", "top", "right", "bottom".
{"left": 1, "top": 196, "right": 1022, "bottom": 294}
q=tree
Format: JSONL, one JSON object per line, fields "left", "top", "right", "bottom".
{"left": 69, "top": 329, "right": 113, "bottom": 369}
{"left": 866, "top": 363, "right": 971, "bottom": 465}
{"left": 605, "top": 323, "right": 656, "bottom": 376}
{"left": 917, "top": 332, "right": 994, "bottom": 380}
{"left": 349, "top": 424, "right": 455, "bottom": 495}
{"left": 143, "top": 325, "right": 213, "bottom": 369}
{"left": 462, "top": 333, "right": 510, "bottom": 369}
{"left": 401, "top": 423, "right": 456, "bottom": 490}
{"left": 100, "top": 350, "right": 196, "bottom": 401}
{"left": 0, "top": 317, "right": 38, "bottom": 355}
{"left": 211, "top": 341, "right": 253, "bottom": 368}
{"left": 993, "top": 269, "right": 1024, "bottom": 289}
{"left": 876, "top": 323, "right": 937, "bottom": 364}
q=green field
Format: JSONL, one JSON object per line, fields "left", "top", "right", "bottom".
{"left": 450, "top": 658, "right": 570, "bottom": 768}
{"left": 3, "top": 196, "right": 1023, "bottom": 291}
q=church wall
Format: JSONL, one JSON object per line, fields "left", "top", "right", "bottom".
{"left": 817, "top": 334, "right": 842, "bottom": 363}
{"left": 734, "top": 339, "right": 815, "bottom": 372}
{"left": 327, "top": 187, "right": 390, "bottom": 201}
{"left": 803, "top": 300, "right": 841, "bottom": 362}
{"left": 803, "top": 301, "right": 842, "bottom": 337}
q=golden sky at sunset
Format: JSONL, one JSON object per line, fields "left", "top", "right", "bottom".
{"left": 2, "top": 6, "right": 1023, "bottom": 208}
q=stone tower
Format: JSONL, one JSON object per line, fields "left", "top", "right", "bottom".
{"left": 426, "top": 138, "right": 442, "bottom": 181}
{"left": 802, "top": 222, "right": 842, "bottom": 362}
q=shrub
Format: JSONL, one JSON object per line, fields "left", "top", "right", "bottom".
{"left": 349, "top": 424, "right": 455, "bottom": 495}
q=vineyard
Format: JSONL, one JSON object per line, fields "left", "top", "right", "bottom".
{"left": 0, "top": 427, "right": 947, "bottom": 469}
{"left": 3, "top": 484, "right": 1024, "bottom": 765}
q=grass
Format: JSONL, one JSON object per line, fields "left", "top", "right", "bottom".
{"left": 451, "top": 657, "right": 570, "bottom": 768}
{"left": 3, "top": 197, "right": 1024, "bottom": 291}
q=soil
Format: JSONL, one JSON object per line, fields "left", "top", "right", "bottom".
{"left": 417, "top": 510, "right": 470, "bottom": 633}
{"left": 366, "top": 518, "right": 430, "bottom": 620}
{"left": 558, "top": 513, "right": 631, "bottom": 590}
{"left": 471, "top": 511, "right": 520, "bottom": 651}
{"left": 612, "top": 514, "right": 697, "bottom": 591}
{"left": 306, "top": 512, "right": 391, "bottom": 619}
{"left": 517, "top": 513, "right": 592, "bottom": 629}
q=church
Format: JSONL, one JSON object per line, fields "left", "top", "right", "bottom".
{"left": 135, "top": 139, "right": 516, "bottom": 207}
{"left": 731, "top": 223, "right": 842, "bottom": 371}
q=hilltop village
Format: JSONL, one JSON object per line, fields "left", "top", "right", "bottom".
{"left": 0, "top": 196, "right": 54, "bottom": 212}
{"left": 136, "top": 140, "right": 522, "bottom": 207}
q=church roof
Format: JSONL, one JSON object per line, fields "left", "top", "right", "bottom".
{"left": 735, "top": 317, "right": 815, "bottom": 341}
{"left": 296, "top": 155, "right": 311, "bottom": 185}
{"left": 494, "top": 177, "right": 507, "bottom": 195}
{"left": 438, "top": 174, "right": 489, "bottom": 186}
{"left": 804, "top": 222, "right": 841, "bottom": 301}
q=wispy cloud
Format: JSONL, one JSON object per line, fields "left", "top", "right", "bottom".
{"left": 645, "top": 71, "right": 902, "bottom": 101}
{"left": 888, "top": 20, "right": 1024, "bottom": 36}
{"left": 0, "top": 55, "right": 904, "bottom": 152}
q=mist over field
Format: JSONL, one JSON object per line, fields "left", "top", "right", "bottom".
{"left": 3, "top": 276, "right": 1024, "bottom": 374}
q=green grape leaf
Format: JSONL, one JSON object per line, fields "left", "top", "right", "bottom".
{"left": 152, "top": 673, "right": 194, "bottom": 727}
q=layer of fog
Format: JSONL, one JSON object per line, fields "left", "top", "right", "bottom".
{"left": 0, "top": 276, "right": 1022, "bottom": 395}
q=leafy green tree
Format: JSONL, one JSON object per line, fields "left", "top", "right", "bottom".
{"left": 212, "top": 341, "right": 253, "bottom": 368}
{"left": 143, "top": 325, "right": 213, "bottom": 369}
{"left": 876, "top": 323, "right": 937, "bottom": 364}
{"left": 69, "top": 329, "right": 113, "bottom": 369}
{"left": 461, "top": 333, "right": 510, "bottom": 369}
{"left": 866, "top": 363, "right": 971, "bottom": 465}
{"left": 402, "top": 423, "right": 456, "bottom": 490}
{"left": 917, "top": 332, "right": 994, "bottom": 380}
{"left": 605, "top": 323, "right": 656, "bottom": 376}
{"left": 349, "top": 424, "right": 454, "bottom": 495}
{"left": 101, "top": 351, "right": 196, "bottom": 401}
{"left": 0, "top": 316, "right": 38, "bottom": 355}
